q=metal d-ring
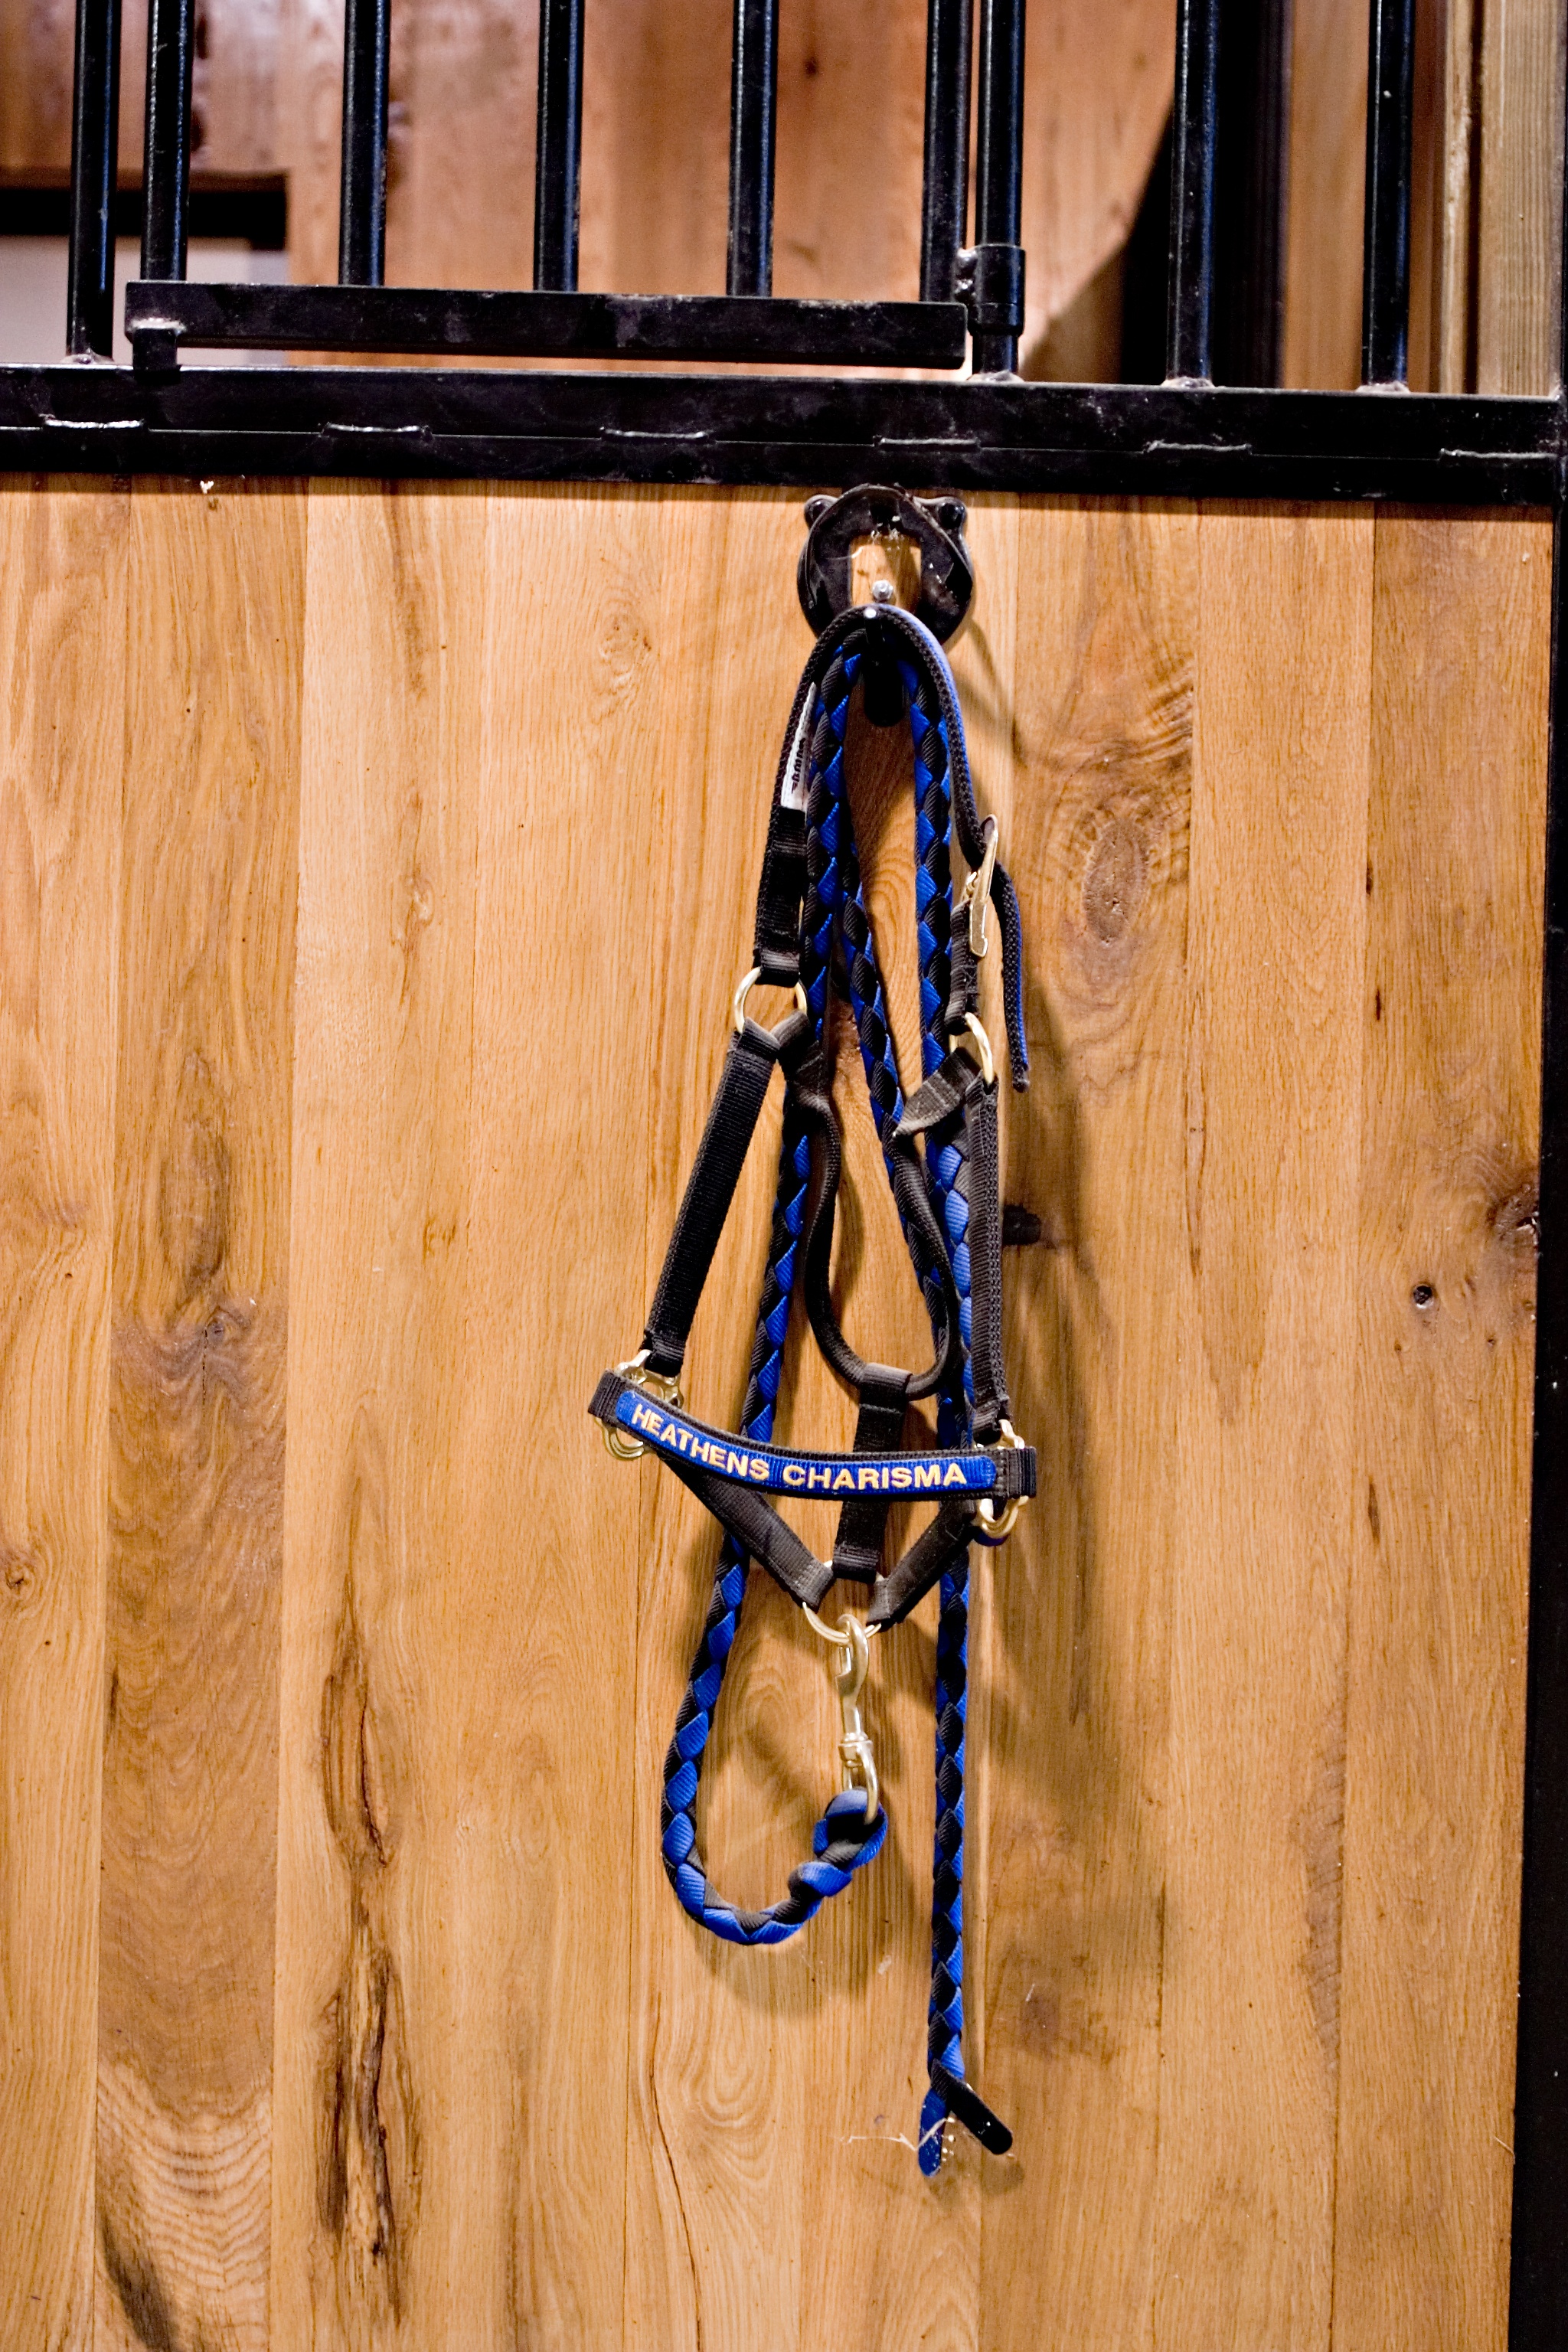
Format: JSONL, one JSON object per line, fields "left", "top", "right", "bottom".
{"left": 954, "top": 1009, "right": 995, "bottom": 1086}
{"left": 733, "top": 965, "right": 809, "bottom": 1036}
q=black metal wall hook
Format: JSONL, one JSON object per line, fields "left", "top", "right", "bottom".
{"left": 797, "top": 484, "right": 974, "bottom": 644}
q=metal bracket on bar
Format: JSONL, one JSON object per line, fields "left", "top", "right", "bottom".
{"left": 797, "top": 483, "right": 973, "bottom": 645}
{"left": 954, "top": 244, "right": 1024, "bottom": 339}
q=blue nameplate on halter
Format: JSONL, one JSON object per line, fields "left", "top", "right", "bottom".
{"left": 612, "top": 1387, "right": 998, "bottom": 1494}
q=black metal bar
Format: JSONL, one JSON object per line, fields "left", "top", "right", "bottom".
{"left": 1212, "top": 0, "right": 1292, "bottom": 386}
{"left": 534, "top": 0, "right": 585, "bottom": 292}
{"left": 124, "top": 283, "right": 969, "bottom": 368}
{"left": 1361, "top": 0, "right": 1415, "bottom": 384}
{"left": 1167, "top": 0, "right": 1220, "bottom": 381}
{"left": 339, "top": 0, "right": 391, "bottom": 285}
{"left": 67, "top": 0, "right": 123, "bottom": 357}
{"left": 5, "top": 365, "right": 1557, "bottom": 499}
{"left": 727, "top": 0, "right": 779, "bottom": 296}
{"left": 920, "top": 0, "right": 972, "bottom": 305}
{"left": 972, "top": 0, "right": 1025, "bottom": 371}
{"left": 140, "top": 0, "right": 194, "bottom": 284}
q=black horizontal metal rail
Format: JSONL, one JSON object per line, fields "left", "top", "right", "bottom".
{"left": 123, "top": 284, "right": 969, "bottom": 369}
{"left": 3, "top": 366, "right": 1559, "bottom": 501}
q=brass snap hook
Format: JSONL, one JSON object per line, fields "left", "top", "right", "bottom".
{"left": 803, "top": 1605, "right": 880, "bottom": 1821}
{"left": 956, "top": 815, "right": 1001, "bottom": 957}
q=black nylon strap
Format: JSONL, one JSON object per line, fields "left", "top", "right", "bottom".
{"left": 965, "top": 1070, "right": 1009, "bottom": 1445}
{"left": 831, "top": 1364, "right": 912, "bottom": 1585}
{"left": 898, "top": 1049, "right": 1010, "bottom": 1444}
{"left": 753, "top": 802, "right": 808, "bottom": 986}
{"left": 795, "top": 1089, "right": 961, "bottom": 1403}
{"left": 867, "top": 1502, "right": 974, "bottom": 1629}
{"left": 642, "top": 1013, "right": 803, "bottom": 1376}
{"left": 928, "top": 2061, "right": 1013, "bottom": 2154}
{"left": 945, "top": 929, "right": 980, "bottom": 1034}
{"left": 658, "top": 1451, "right": 835, "bottom": 1609}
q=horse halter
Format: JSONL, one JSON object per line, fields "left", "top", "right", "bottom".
{"left": 590, "top": 582, "right": 1033, "bottom": 2172}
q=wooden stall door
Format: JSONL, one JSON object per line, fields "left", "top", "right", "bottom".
{"left": 0, "top": 480, "right": 1544, "bottom": 2351}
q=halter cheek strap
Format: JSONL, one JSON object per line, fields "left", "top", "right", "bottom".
{"left": 591, "top": 606, "right": 1031, "bottom": 2172}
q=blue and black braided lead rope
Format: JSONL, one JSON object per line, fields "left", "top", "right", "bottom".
{"left": 808, "top": 642, "right": 981, "bottom": 2173}
{"left": 900, "top": 650, "right": 978, "bottom": 2174}
{"left": 658, "top": 1102, "right": 889, "bottom": 1942}
{"left": 658, "top": 624, "right": 985, "bottom": 2167}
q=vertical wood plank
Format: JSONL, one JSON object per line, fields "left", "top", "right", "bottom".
{"left": 1284, "top": 0, "right": 1368, "bottom": 388}
{"left": 979, "top": 498, "right": 1195, "bottom": 2350}
{"left": 1427, "top": 0, "right": 1479, "bottom": 392}
{"left": 622, "top": 491, "right": 817, "bottom": 2352}
{"left": 440, "top": 484, "right": 663, "bottom": 2344}
{"left": 1333, "top": 508, "right": 1548, "bottom": 2351}
{"left": 270, "top": 480, "right": 483, "bottom": 2346}
{"left": 97, "top": 480, "right": 304, "bottom": 2352}
{"left": 1152, "top": 505, "right": 1372, "bottom": 2351}
{"left": 0, "top": 479, "right": 126, "bottom": 2352}
{"left": 1477, "top": 0, "right": 1566, "bottom": 394}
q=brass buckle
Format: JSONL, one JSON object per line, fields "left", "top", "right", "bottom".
{"left": 972, "top": 1417, "right": 1027, "bottom": 1546}
{"left": 603, "top": 1351, "right": 684, "bottom": 1461}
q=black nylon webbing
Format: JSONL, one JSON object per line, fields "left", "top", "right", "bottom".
{"left": 642, "top": 1013, "right": 803, "bottom": 1376}
{"left": 831, "top": 1364, "right": 912, "bottom": 1585}
{"left": 964, "top": 1074, "right": 1009, "bottom": 1444}
{"left": 897, "top": 1048, "right": 1011, "bottom": 1443}
{"left": 661, "top": 1452, "right": 835, "bottom": 1610}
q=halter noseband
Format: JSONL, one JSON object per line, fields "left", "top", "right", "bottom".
{"left": 590, "top": 595, "right": 1032, "bottom": 2172}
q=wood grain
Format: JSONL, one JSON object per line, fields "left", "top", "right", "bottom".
{"left": 1154, "top": 505, "right": 1373, "bottom": 2347}
{"left": 1285, "top": 0, "right": 1370, "bottom": 388}
{"left": 0, "top": 479, "right": 1549, "bottom": 2351}
{"left": 1424, "top": 0, "right": 1480, "bottom": 393}
{"left": 96, "top": 481, "right": 303, "bottom": 2352}
{"left": 622, "top": 492, "right": 822, "bottom": 2352}
{"left": 444, "top": 484, "right": 665, "bottom": 2344}
{"left": 1332, "top": 508, "right": 1548, "bottom": 2350}
{"left": 270, "top": 480, "right": 484, "bottom": 2347}
{"left": 981, "top": 497, "right": 1195, "bottom": 2350}
{"left": 0, "top": 482, "right": 127, "bottom": 2352}
{"left": 1477, "top": 0, "right": 1566, "bottom": 393}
